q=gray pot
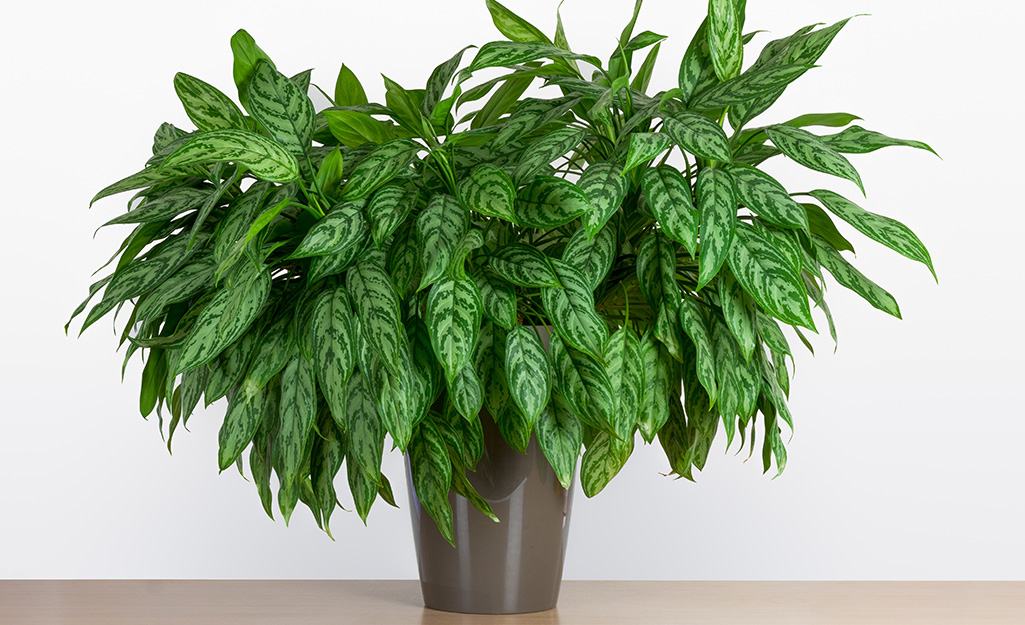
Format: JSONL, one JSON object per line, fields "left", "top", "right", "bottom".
{"left": 404, "top": 410, "right": 574, "bottom": 614}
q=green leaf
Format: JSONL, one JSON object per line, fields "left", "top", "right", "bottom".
{"left": 804, "top": 202, "right": 854, "bottom": 253}
{"left": 678, "top": 20, "right": 717, "bottom": 105}
{"left": 536, "top": 393, "right": 582, "bottom": 490}
{"left": 630, "top": 42, "right": 662, "bottom": 93}
{"left": 496, "top": 404, "right": 532, "bottom": 453}
{"left": 90, "top": 166, "right": 198, "bottom": 206}
{"left": 728, "top": 222, "right": 815, "bottom": 329}
{"left": 636, "top": 329, "right": 670, "bottom": 442}
{"left": 435, "top": 406, "right": 484, "bottom": 468}
{"left": 312, "top": 417, "right": 345, "bottom": 536}
{"left": 173, "top": 73, "right": 247, "bottom": 132}
{"left": 819, "top": 125, "right": 938, "bottom": 156}
{"left": 493, "top": 95, "right": 581, "bottom": 146}
{"left": 175, "top": 264, "right": 271, "bottom": 375}
{"left": 386, "top": 221, "right": 419, "bottom": 295}
{"left": 690, "top": 64, "right": 813, "bottom": 111}
{"left": 469, "top": 41, "right": 600, "bottom": 75}
{"left": 275, "top": 356, "right": 317, "bottom": 491}
{"left": 719, "top": 270, "right": 758, "bottom": 361}
{"left": 341, "top": 138, "right": 421, "bottom": 201}
{"left": 449, "top": 364, "right": 484, "bottom": 421}
{"left": 505, "top": 325, "right": 552, "bottom": 424}
{"left": 623, "top": 133, "right": 672, "bottom": 175}
{"left": 766, "top": 125, "right": 864, "bottom": 194}
{"left": 679, "top": 298, "right": 719, "bottom": 406}
{"left": 409, "top": 420, "right": 454, "bottom": 545}
{"left": 562, "top": 225, "right": 616, "bottom": 291}
{"left": 449, "top": 459, "right": 499, "bottom": 522}
{"left": 312, "top": 287, "right": 357, "bottom": 426}
{"left": 642, "top": 166, "right": 699, "bottom": 253}
{"left": 217, "top": 382, "right": 264, "bottom": 470}
{"left": 784, "top": 112, "right": 863, "bottom": 130}
{"left": 488, "top": 243, "right": 561, "bottom": 288}
{"left": 581, "top": 431, "right": 632, "bottom": 497}
{"left": 134, "top": 258, "right": 216, "bottom": 322}
{"left": 100, "top": 186, "right": 213, "bottom": 228}
{"left": 542, "top": 259, "right": 608, "bottom": 360}
{"left": 426, "top": 277, "right": 484, "bottom": 384}
{"left": 662, "top": 112, "right": 732, "bottom": 163}
{"left": 605, "top": 327, "right": 642, "bottom": 442}
{"left": 160, "top": 129, "right": 300, "bottom": 183}
{"left": 577, "top": 163, "right": 628, "bottom": 237}
{"left": 512, "top": 127, "right": 586, "bottom": 184}
{"left": 712, "top": 319, "right": 760, "bottom": 422}
{"left": 551, "top": 334, "right": 615, "bottom": 433}
{"left": 347, "top": 252, "right": 406, "bottom": 375}
{"left": 474, "top": 322, "right": 511, "bottom": 417}
{"left": 289, "top": 201, "right": 368, "bottom": 259}
{"left": 515, "top": 175, "right": 592, "bottom": 230}
{"left": 654, "top": 302, "right": 685, "bottom": 361}
{"left": 472, "top": 267, "right": 517, "bottom": 330}
{"left": 345, "top": 374, "right": 385, "bottom": 482}
{"left": 417, "top": 194, "right": 468, "bottom": 290}
{"left": 485, "top": 0, "right": 553, "bottom": 44}
{"left": 813, "top": 235, "right": 901, "bottom": 318}
{"left": 695, "top": 167, "right": 737, "bottom": 289}
{"left": 315, "top": 148, "right": 345, "bottom": 199}
{"left": 637, "top": 231, "right": 679, "bottom": 312}
{"left": 424, "top": 46, "right": 472, "bottom": 117}
{"left": 323, "top": 110, "right": 395, "bottom": 148}
{"left": 334, "top": 64, "right": 368, "bottom": 106}
{"left": 367, "top": 184, "right": 417, "bottom": 249}
{"left": 346, "top": 451, "right": 380, "bottom": 524}
{"left": 707, "top": 0, "right": 743, "bottom": 81}
{"left": 808, "top": 189, "right": 935, "bottom": 278}
{"left": 230, "top": 29, "right": 275, "bottom": 110}
{"left": 247, "top": 61, "right": 315, "bottom": 154}
{"left": 726, "top": 164, "right": 808, "bottom": 231}
{"left": 457, "top": 164, "right": 517, "bottom": 222}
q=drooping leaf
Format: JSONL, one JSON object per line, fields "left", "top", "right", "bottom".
{"left": 604, "top": 327, "right": 642, "bottom": 442}
{"left": 160, "top": 129, "right": 300, "bottom": 183}
{"left": 472, "top": 267, "right": 517, "bottom": 330}
{"left": 347, "top": 251, "right": 406, "bottom": 375}
{"left": 505, "top": 325, "right": 552, "bottom": 424}
{"left": 367, "top": 184, "right": 417, "bottom": 249}
{"left": 636, "top": 329, "right": 671, "bottom": 442}
{"left": 217, "top": 383, "right": 264, "bottom": 470}
{"left": 636, "top": 231, "right": 679, "bottom": 311}
{"left": 409, "top": 420, "right": 455, "bottom": 545}
{"left": 542, "top": 259, "right": 608, "bottom": 360}
{"left": 550, "top": 333, "right": 615, "bottom": 432}
{"left": 457, "top": 164, "right": 517, "bottom": 222}
{"left": 536, "top": 393, "right": 582, "bottom": 490}
{"left": 561, "top": 225, "right": 616, "bottom": 291}
{"left": 727, "top": 222, "right": 815, "bottom": 329}
{"left": 311, "top": 286, "right": 357, "bottom": 425}
{"left": 515, "top": 175, "right": 592, "bottom": 229}
{"left": 488, "top": 243, "right": 561, "bottom": 288}
{"left": 275, "top": 356, "right": 318, "bottom": 492}
{"left": 813, "top": 235, "right": 902, "bottom": 318}
{"left": 726, "top": 163, "right": 809, "bottom": 231}
{"left": 474, "top": 321, "right": 511, "bottom": 417}
{"left": 417, "top": 194, "right": 468, "bottom": 290}
{"left": 678, "top": 298, "right": 719, "bottom": 406}
{"left": 718, "top": 270, "right": 758, "bottom": 361}
{"left": 577, "top": 162, "right": 628, "bottom": 237}
{"left": 695, "top": 167, "right": 737, "bottom": 289}
{"left": 766, "top": 125, "right": 864, "bottom": 194}
{"left": 581, "top": 431, "right": 633, "bottom": 497}
{"left": 425, "top": 277, "right": 484, "bottom": 383}
{"left": 344, "top": 373, "right": 385, "bottom": 482}
{"left": 642, "top": 166, "right": 699, "bottom": 253}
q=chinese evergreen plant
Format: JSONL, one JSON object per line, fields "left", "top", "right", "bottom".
{"left": 70, "top": 0, "right": 936, "bottom": 542}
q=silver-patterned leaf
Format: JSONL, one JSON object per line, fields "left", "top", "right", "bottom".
{"left": 409, "top": 419, "right": 454, "bottom": 544}
{"left": 580, "top": 430, "right": 633, "bottom": 497}
{"left": 662, "top": 112, "right": 732, "bottom": 163}
{"left": 766, "top": 125, "right": 864, "bottom": 194}
{"left": 417, "top": 194, "right": 467, "bottom": 291}
{"left": 636, "top": 231, "right": 679, "bottom": 312}
{"left": 347, "top": 251, "right": 406, "bottom": 375}
{"left": 542, "top": 259, "right": 608, "bottom": 361}
{"left": 623, "top": 133, "right": 672, "bottom": 175}
{"left": 101, "top": 186, "right": 214, "bottom": 227}
{"left": 457, "top": 164, "right": 516, "bottom": 222}
{"left": 473, "top": 321, "right": 510, "bottom": 417}
{"left": 818, "top": 125, "right": 938, "bottom": 156}
{"left": 690, "top": 64, "right": 813, "bottom": 111}
{"left": 813, "top": 235, "right": 901, "bottom": 318}
{"left": 515, "top": 175, "right": 593, "bottom": 230}
{"left": 216, "top": 381, "right": 264, "bottom": 470}
{"left": 173, "top": 72, "right": 248, "bottom": 132}
{"left": 726, "top": 163, "right": 808, "bottom": 231}
{"left": 345, "top": 373, "right": 385, "bottom": 482}
{"left": 604, "top": 327, "right": 642, "bottom": 442}
{"left": 275, "top": 356, "right": 318, "bottom": 490}
{"left": 472, "top": 267, "right": 517, "bottom": 330}
{"left": 707, "top": 0, "right": 743, "bottom": 81}
{"left": 425, "top": 277, "right": 483, "bottom": 383}
{"left": 312, "top": 286, "right": 357, "bottom": 426}
{"left": 367, "top": 184, "right": 417, "bottom": 248}
{"left": 550, "top": 333, "right": 615, "bottom": 433}
{"left": 511, "top": 127, "right": 586, "bottom": 184}
{"left": 696, "top": 167, "right": 737, "bottom": 289}
{"left": 536, "top": 393, "right": 582, "bottom": 490}
{"left": 562, "top": 225, "right": 616, "bottom": 291}
{"left": 247, "top": 61, "right": 315, "bottom": 153}
{"left": 488, "top": 243, "right": 561, "bottom": 288}
{"left": 289, "top": 201, "right": 368, "bottom": 259}
{"left": 636, "top": 329, "right": 670, "bottom": 442}
{"left": 577, "top": 163, "right": 629, "bottom": 237}
{"left": 727, "top": 222, "right": 815, "bottom": 329}
{"left": 341, "top": 138, "right": 421, "bottom": 201}
{"left": 448, "top": 364, "right": 484, "bottom": 421}
{"left": 134, "top": 257, "right": 216, "bottom": 321}
{"left": 641, "top": 166, "right": 699, "bottom": 252}
{"left": 505, "top": 325, "right": 552, "bottom": 424}
{"left": 719, "top": 270, "right": 758, "bottom": 361}
{"left": 678, "top": 297, "right": 719, "bottom": 406}
{"left": 160, "top": 129, "right": 300, "bottom": 183}
{"left": 91, "top": 165, "right": 199, "bottom": 206}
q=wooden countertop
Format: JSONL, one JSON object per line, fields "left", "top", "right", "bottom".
{"left": 1, "top": 580, "right": 1021, "bottom": 624}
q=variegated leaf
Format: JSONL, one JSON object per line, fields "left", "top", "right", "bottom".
{"left": 536, "top": 393, "right": 582, "bottom": 490}
{"left": 434, "top": 405, "right": 484, "bottom": 469}
{"left": 101, "top": 186, "right": 213, "bottom": 228}
{"left": 641, "top": 166, "right": 699, "bottom": 252}
{"left": 813, "top": 235, "right": 901, "bottom": 318}
{"left": 346, "top": 450, "right": 380, "bottom": 524}
{"left": 457, "top": 164, "right": 516, "bottom": 222}
{"left": 472, "top": 267, "right": 517, "bottom": 330}
{"left": 245, "top": 317, "right": 295, "bottom": 387}
{"left": 90, "top": 165, "right": 198, "bottom": 206}
{"left": 662, "top": 112, "right": 732, "bottom": 163}
{"left": 623, "top": 133, "right": 672, "bottom": 175}
{"left": 542, "top": 259, "right": 608, "bottom": 360}
{"left": 719, "top": 270, "right": 758, "bottom": 361}
{"left": 690, "top": 64, "right": 813, "bottom": 111}
{"left": 341, "top": 138, "right": 421, "bottom": 201}
{"left": 385, "top": 221, "right": 419, "bottom": 296}
{"left": 494, "top": 96, "right": 576, "bottom": 146}
{"left": 678, "top": 19, "right": 718, "bottom": 105}
{"left": 605, "top": 327, "right": 642, "bottom": 442}
{"left": 637, "top": 231, "right": 679, "bottom": 312}
{"left": 289, "top": 201, "right": 368, "bottom": 258}
{"left": 707, "top": 0, "right": 743, "bottom": 81}
{"left": 409, "top": 419, "right": 455, "bottom": 545}
{"left": 247, "top": 61, "right": 314, "bottom": 153}
{"left": 678, "top": 298, "right": 719, "bottom": 406}
{"left": 425, "top": 277, "right": 483, "bottom": 384}
{"left": 312, "top": 417, "right": 345, "bottom": 536}
{"left": 488, "top": 243, "right": 561, "bottom": 288}
{"left": 808, "top": 189, "right": 935, "bottom": 278}
{"left": 550, "top": 332, "right": 615, "bottom": 433}
{"left": 712, "top": 319, "right": 760, "bottom": 421}
{"left": 217, "top": 382, "right": 264, "bottom": 470}
{"left": 367, "top": 184, "right": 417, "bottom": 248}
{"left": 515, "top": 175, "right": 592, "bottom": 230}
{"left": 577, "top": 163, "right": 628, "bottom": 237}
{"left": 312, "top": 287, "right": 357, "bottom": 425}
{"left": 449, "top": 364, "right": 484, "bottom": 421}
{"left": 818, "top": 125, "right": 938, "bottom": 156}
{"left": 447, "top": 229, "right": 484, "bottom": 280}
{"left": 134, "top": 257, "right": 216, "bottom": 321}
{"left": 347, "top": 251, "right": 406, "bottom": 375}
{"left": 726, "top": 163, "right": 808, "bottom": 231}
{"left": 655, "top": 302, "right": 685, "bottom": 362}
{"left": 175, "top": 263, "right": 271, "bottom": 374}
{"left": 497, "top": 404, "right": 533, "bottom": 453}
{"left": 345, "top": 373, "right": 385, "bottom": 482}
{"left": 562, "top": 225, "right": 616, "bottom": 291}
{"left": 417, "top": 194, "right": 467, "bottom": 291}
{"left": 205, "top": 321, "right": 261, "bottom": 405}
{"left": 275, "top": 356, "right": 317, "bottom": 490}
{"left": 473, "top": 321, "right": 510, "bottom": 417}
{"left": 581, "top": 431, "right": 633, "bottom": 497}
{"left": 756, "top": 311, "right": 791, "bottom": 357}
{"left": 766, "top": 125, "right": 864, "bottom": 194}
{"left": 469, "top": 41, "right": 600, "bottom": 76}
{"left": 636, "top": 329, "right": 670, "bottom": 442}
{"left": 160, "top": 129, "right": 300, "bottom": 183}
{"left": 728, "top": 222, "right": 815, "bottom": 329}
{"left": 511, "top": 127, "right": 586, "bottom": 184}
{"left": 696, "top": 167, "right": 737, "bottom": 289}
{"left": 173, "top": 72, "right": 248, "bottom": 132}
{"left": 505, "top": 325, "right": 552, "bottom": 424}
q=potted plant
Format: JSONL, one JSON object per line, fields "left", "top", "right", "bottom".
{"left": 69, "top": 0, "right": 936, "bottom": 614}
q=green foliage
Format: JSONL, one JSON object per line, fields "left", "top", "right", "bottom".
{"left": 74, "top": 2, "right": 937, "bottom": 537}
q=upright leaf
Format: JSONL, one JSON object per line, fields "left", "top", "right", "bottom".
{"left": 457, "top": 164, "right": 517, "bottom": 222}
{"left": 642, "top": 166, "right": 699, "bottom": 252}
{"left": 515, "top": 175, "right": 592, "bottom": 229}
{"left": 341, "top": 138, "right": 421, "bottom": 201}
{"left": 289, "top": 201, "right": 368, "bottom": 259}
{"left": 707, "top": 0, "right": 743, "bottom": 81}
{"left": 662, "top": 112, "right": 732, "bottom": 163}
{"left": 247, "top": 61, "right": 315, "bottom": 154}
{"left": 173, "top": 73, "right": 247, "bottom": 132}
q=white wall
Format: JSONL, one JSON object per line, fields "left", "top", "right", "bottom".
{"left": 2, "top": 0, "right": 1021, "bottom": 580}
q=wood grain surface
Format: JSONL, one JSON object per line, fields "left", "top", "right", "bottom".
{"left": 1, "top": 580, "right": 1022, "bottom": 624}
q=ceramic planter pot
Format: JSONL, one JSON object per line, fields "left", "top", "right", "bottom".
{"left": 404, "top": 408, "right": 574, "bottom": 614}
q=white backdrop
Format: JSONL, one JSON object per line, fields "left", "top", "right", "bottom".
{"left": 2, "top": 0, "right": 1022, "bottom": 580}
